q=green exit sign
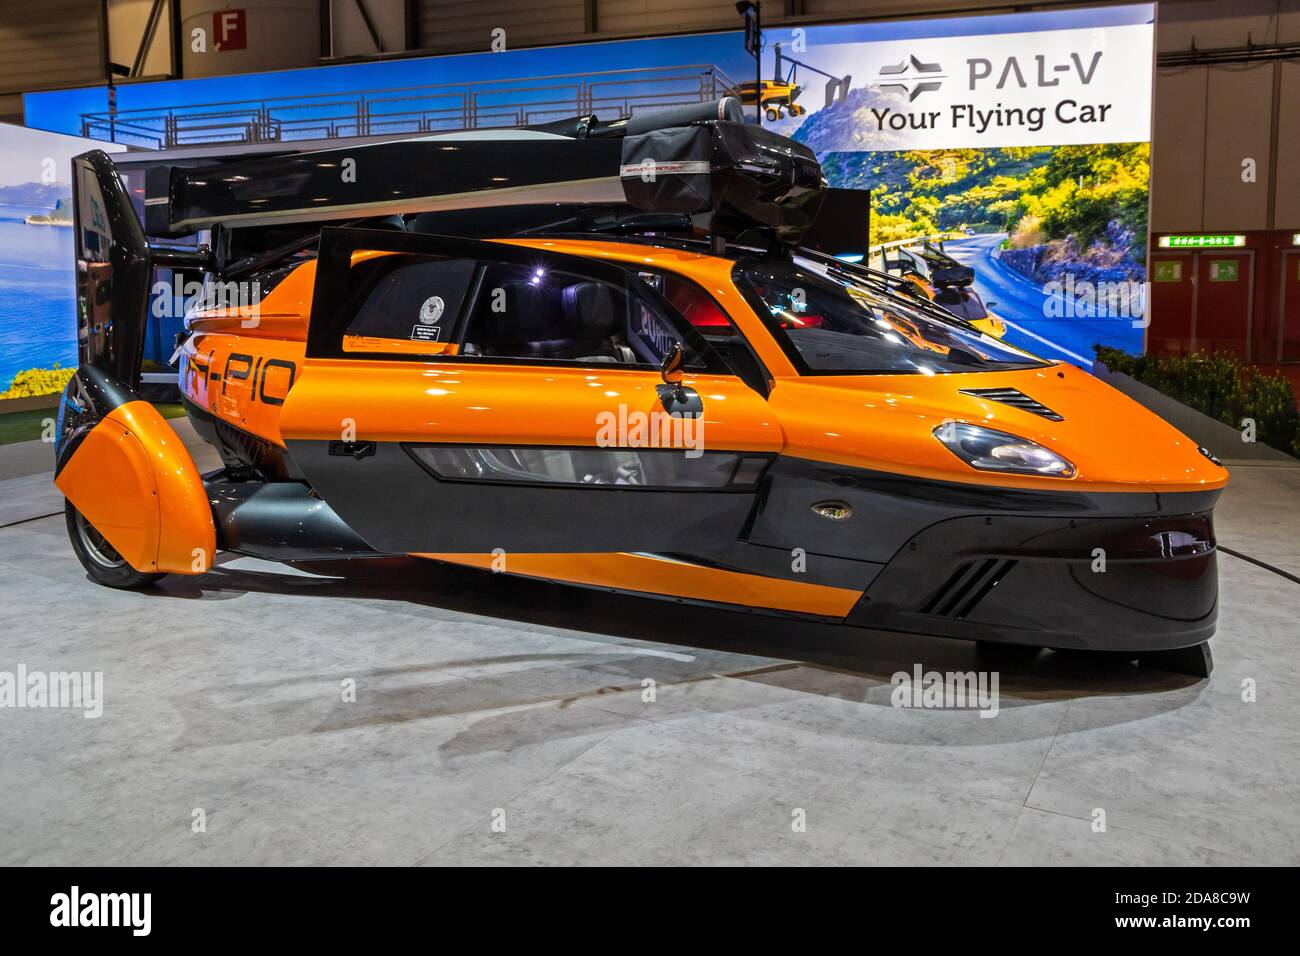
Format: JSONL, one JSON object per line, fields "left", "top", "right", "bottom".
{"left": 1209, "top": 260, "right": 1240, "bottom": 282}
{"left": 1153, "top": 261, "right": 1182, "bottom": 282}
{"left": 1158, "top": 234, "right": 1246, "bottom": 249}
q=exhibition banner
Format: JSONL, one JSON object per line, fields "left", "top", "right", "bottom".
{"left": 770, "top": 7, "right": 1154, "bottom": 364}
{"left": 765, "top": 21, "right": 1153, "bottom": 149}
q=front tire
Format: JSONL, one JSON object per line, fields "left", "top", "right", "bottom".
{"left": 64, "top": 499, "right": 164, "bottom": 589}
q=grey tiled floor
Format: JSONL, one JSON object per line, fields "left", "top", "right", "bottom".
{"left": 1, "top": 452, "right": 1297, "bottom": 865}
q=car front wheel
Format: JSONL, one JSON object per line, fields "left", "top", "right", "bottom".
{"left": 64, "top": 499, "right": 164, "bottom": 589}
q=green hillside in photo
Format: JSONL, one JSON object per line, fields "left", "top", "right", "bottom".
{"left": 822, "top": 144, "right": 1150, "bottom": 266}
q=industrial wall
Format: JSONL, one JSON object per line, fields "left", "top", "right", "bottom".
{"left": 1153, "top": 0, "right": 1300, "bottom": 233}
{"left": 0, "top": 0, "right": 103, "bottom": 121}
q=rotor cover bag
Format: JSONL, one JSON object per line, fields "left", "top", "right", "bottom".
{"left": 620, "top": 125, "right": 715, "bottom": 214}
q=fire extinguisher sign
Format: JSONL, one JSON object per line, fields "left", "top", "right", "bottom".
{"left": 213, "top": 9, "right": 247, "bottom": 52}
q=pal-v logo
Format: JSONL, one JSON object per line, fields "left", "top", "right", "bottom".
{"left": 873, "top": 50, "right": 1105, "bottom": 100}
{"left": 874, "top": 55, "right": 946, "bottom": 101}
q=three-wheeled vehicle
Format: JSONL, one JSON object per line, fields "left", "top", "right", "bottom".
{"left": 884, "top": 242, "right": 1007, "bottom": 338}
{"left": 54, "top": 97, "right": 1226, "bottom": 675}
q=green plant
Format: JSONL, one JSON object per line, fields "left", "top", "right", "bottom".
{"left": 0, "top": 365, "right": 75, "bottom": 400}
{"left": 0, "top": 402, "right": 186, "bottom": 446}
{"left": 1094, "top": 346, "right": 1300, "bottom": 458}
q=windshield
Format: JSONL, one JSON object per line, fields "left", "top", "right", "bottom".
{"left": 734, "top": 256, "right": 1046, "bottom": 375}
{"left": 934, "top": 286, "right": 989, "bottom": 322}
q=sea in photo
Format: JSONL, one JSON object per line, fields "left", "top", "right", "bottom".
{"left": 0, "top": 201, "right": 77, "bottom": 391}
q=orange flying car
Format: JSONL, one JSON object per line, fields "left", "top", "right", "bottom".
{"left": 52, "top": 99, "right": 1226, "bottom": 676}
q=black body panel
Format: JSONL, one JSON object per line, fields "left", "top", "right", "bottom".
{"left": 846, "top": 511, "right": 1218, "bottom": 652}
{"left": 208, "top": 480, "right": 379, "bottom": 560}
{"left": 284, "top": 439, "right": 767, "bottom": 554}
{"left": 666, "top": 541, "right": 881, "bottom": 591}
{"left": 745, "top": 456, "right": 1219, "bottom": 566}
{"left": 182, "top": 396, "right": 303, "bottom": 481}
{"left": 692, "top": 455, "right": 1220, "bottom": 652}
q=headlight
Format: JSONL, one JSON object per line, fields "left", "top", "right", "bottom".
{"left": 934, "top": 422, "right": 1075, "bottom": 478}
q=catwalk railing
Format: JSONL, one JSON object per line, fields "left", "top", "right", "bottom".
{"left": 80, "top": 64, "right": 743, "bottom": 149}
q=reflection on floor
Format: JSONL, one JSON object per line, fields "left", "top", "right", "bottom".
{"left": 2, "top": 424, "right": 1298, "bottom": 865}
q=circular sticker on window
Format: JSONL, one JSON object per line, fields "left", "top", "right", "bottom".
{"left": 419, "top": 296, "right": 445, "bottom": 324}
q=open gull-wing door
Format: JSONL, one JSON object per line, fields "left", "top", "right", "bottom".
{"left": 278, "top": 228, "right": 784, "bottom": 554}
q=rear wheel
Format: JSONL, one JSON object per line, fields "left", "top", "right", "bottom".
{"left": 64, "top": 499, "right": 163, "bottom": 589}
{"left": 765, "top": 107, "right": 780, "bottom": 122}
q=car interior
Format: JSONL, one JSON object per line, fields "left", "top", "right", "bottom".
{"left": 461, "top": 265, "right": 641, "bottom": 364}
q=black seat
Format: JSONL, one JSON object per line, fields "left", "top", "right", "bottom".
{"left": 561, "top": 282, "right": 624, "bottom": 361}
{"left": 464, "top": 273, "right": 632, "bottom": 362}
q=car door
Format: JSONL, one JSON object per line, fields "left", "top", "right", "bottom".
{"left": 278, "top": 227, "right": 784, "bottom": 553}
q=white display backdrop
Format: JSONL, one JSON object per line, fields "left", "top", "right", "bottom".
{"left": 780, "top": 22, "right": 1154, "bottom": 151}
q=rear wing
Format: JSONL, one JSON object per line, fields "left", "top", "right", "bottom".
{"left": 71, "top": 151, "right": 206, "bottom": 384}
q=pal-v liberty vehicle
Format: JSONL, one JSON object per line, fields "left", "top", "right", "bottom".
{"left": 54, "top": 98, "right": 1225, "bottom": 676}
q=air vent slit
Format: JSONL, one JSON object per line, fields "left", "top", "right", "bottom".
{"left": 922, "top": 561, "right": 974, "bottom": 615}
{"left": 934, "top": 559, "right": 994, "bottom": 616}
{"left": 941, "top": 558, "right": 998, "bottom": 616}
{"left": 955, "top": 559, "right": 1017, "bottom": 618}
{"left": 921, "top": 558, "right": 1019, "bottom": 619}
{"left": 959, "top": 387, "right": 1064, "bottom": 422}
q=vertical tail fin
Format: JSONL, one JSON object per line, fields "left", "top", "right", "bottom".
{"left": 71, "top": 149, "right": 152, "bottom": 388}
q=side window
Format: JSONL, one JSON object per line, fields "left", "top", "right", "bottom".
{"left": 459, "top": 261, "right": 710, "bottom": 368}
{"left": 653, "top": 272, "right": 771, "bottom": 396}
{"left": 660, "top": 274, "right": 737, "bottom": 339}
{"left": 342, "top": 256, "right": 476, "bottom": 355}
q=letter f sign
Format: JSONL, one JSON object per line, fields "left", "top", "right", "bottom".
{"left": 213, "top": 9, "right": 247, "bottom": 51}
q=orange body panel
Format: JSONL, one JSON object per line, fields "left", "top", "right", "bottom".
{"left": 181, "top": 333, "right": 305, "bottom": 447}
{"left": 767, "top": 368, "right": 1226, "bottom": 494}
{"left": 57, "top": 416, "right": 158, "bottom": 569}
{"left": 496, "top": 239, "right": 1228, "bottom": 494}
{"left": 419, "top": 552, "right": 861, "bottom": 618}
{"left": 278, "top": 360, "right": 780, "bottom": 450}
{"left": 56, "top": 400, "right": 215, "bottom": 574}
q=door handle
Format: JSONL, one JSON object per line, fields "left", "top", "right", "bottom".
{"left": 329, "top": 440, "right": 376, "bottom": 460}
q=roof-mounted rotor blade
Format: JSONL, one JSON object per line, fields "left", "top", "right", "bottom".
{"left": 144, "top": 98, "right": 748, "bottom": 237}
{"left": 153, "top": 132, "right": 625, "bottom": 236}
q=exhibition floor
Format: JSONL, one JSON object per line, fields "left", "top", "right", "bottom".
{"left": 1, "top": 421, "right": 1297, "bottom": 866}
